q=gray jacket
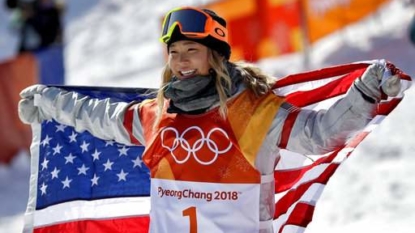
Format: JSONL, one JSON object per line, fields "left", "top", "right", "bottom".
{"left": 37, "top": 81, "right": 375, "bottom": 233}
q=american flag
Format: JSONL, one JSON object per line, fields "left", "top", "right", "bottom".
{"left": 271, "top": 62, "right": 411, "bottom": 233}
{"left": 23, "top": 87, "right": 153, "bottom": 233}
{"left": 23, "top": 62, "right": 411, "bottom": 233}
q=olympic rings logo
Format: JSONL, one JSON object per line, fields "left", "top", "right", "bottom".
{"left": 160, "top": 126, "right": 233, "bottom": 165}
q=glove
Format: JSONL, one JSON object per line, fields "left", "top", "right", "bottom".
{"left": 354, "top": 60, "right": 401, "bottom": 102}
{"left": 18, "top": 84, "right": 48, "bottom": 124}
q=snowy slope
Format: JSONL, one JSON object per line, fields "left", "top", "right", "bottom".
{"left": 1, "top": 1, "right": 415, "bottom": 233}
{"left": 64, "top": 0, "right": 219, "bottom": 88}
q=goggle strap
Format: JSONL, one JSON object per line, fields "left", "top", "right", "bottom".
{"left": 207, "top": 19, "right": 228, "bottom": 43}
{"left": 160, "top": 21, "right": 228, "bottom": 44}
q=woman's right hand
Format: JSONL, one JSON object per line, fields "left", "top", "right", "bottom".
{"left": 18, "top": 84, "right": 48, "bottom": 124}
{"left": 18, "top": 84, "right": 139, "bottom": 145}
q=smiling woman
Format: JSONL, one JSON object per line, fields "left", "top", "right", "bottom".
{"left": 16, "top": 5, "right": 410, "bottom": 233}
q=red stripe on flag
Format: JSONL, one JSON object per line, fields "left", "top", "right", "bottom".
{"left": 123, "top": 104, "right": 140, "bottom": 144}
{"left": 274, "top": 166, "right": 304, "bottom": 193}
{"left": 274, "top": 63, "right": 369, "bottom": 88}
{"left": 275, "top": 118, "right": 373, "bottom": 195}
{"left": 274, "top": 156, "right": 340, "bottom": 218}
{"left": 280, "top": 202, "right": 315, "bottom": 233}
{"left": 274, "top": 148, "right": 339, "bottom": 192}
{"left": 34, "top": 216, "right": 150, "bottom": 233}
{"left": 377, "top": 98, "right": 402, "bottom": 115}
{"left": 285, "top": 69, "right": 365, "bottom": 107}
{"left": 274, "top": 163, "right": 340, "bottom": 232}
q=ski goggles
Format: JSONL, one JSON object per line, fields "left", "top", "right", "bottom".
{"left": 160, "top": 7, "right": 228, "bottom": 44}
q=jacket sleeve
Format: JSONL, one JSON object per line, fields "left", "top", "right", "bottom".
{"left": 37, "top": 86, "right": 145, "bottom": 146}
{"left": 272, "top": 84, "right": 376, "bottom": 155}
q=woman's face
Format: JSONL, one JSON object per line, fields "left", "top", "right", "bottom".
{"left": 168, "top": 40, "right": 211, "bottom": 80}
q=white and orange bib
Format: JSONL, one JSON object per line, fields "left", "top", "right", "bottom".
{"left": 139, "top": 90, "right": 284, "bottom": 233}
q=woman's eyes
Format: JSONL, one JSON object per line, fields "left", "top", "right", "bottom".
{"left": 170, "top": 48, "right": 197, "bottom": 55}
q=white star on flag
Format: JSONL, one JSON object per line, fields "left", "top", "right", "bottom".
{"left": 91, "top": 174, "right": 99, "bottom": 187}
{"left": 51, "top": 167, "right": 60, "bottom": 179}
{"left": 103, "top": 159, "right": 114, "bottom": 171}
{"left": 64, "top": 153, "right": 76, "bottom": 164}
{"left": 61, "top": 177, "right": 72, "bottom": 189}
{"left": 69, "top": 131, "right": 78, "bottom": 142}
{"left": 91, "top": 149, "right": 101, "bottom": 161}
{"left": 105, "top": 141, "right": 115, "bottom": 146}
{"left": 118, "top": 146, "right": 129, "bottom": 156}
{"left": 41, "top": 158, "right": 49, "bottom": 170}
{"left": 55, "top": 124, "right": 67, "bottom": 132}
{"left": 80, "top": 141, "right": 90, "bottom": 153}
{"left": 52, "top": 144, "right": 63, "bottom": 155}
{"left": 132, "top": 156, "right": 143, "bottom": 168}
{"left": 117, "top": 169, "right": 128, "bottom": 181}
{"left": 41, "top": 135, "right": 52, "bottom": 147}
{"left": 40, "top": 182, "right": 47, "bottom": 195}
{"left": 77, "top": 164, "right": 90, "bottom": 175}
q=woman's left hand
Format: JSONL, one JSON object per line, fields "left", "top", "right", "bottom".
{"left": 354, "top": 60, "right": 401, "bottom": 102}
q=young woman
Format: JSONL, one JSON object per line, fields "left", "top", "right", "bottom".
{"left": 18, "top": 6, "right": 402, "bottom": 233}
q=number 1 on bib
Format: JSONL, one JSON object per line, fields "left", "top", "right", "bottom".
{"left": 183, "top": 206, "right": 198, "bottom": 233}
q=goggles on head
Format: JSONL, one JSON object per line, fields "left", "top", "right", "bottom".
{"left": 160, "top": 7, "right": 228, "bottom": 44}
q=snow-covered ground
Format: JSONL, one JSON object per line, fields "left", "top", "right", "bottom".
{"left": 1, "top": 0, "right": 415, "bottom": 232}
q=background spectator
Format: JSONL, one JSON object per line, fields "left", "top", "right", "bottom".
{"left": 4, "top": 0, "right": 65, "bottom": 53}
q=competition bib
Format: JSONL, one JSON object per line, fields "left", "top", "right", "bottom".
{"left": 149, "top": 178, "right": 260, "bottom": 233}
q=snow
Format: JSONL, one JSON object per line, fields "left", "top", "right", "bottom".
{"left": 1, "top": 0, "right": 415, "bottom": 232}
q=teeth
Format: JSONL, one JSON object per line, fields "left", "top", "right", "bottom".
{"left": 181, "top": 70, "right": 196, "bottom": 76}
